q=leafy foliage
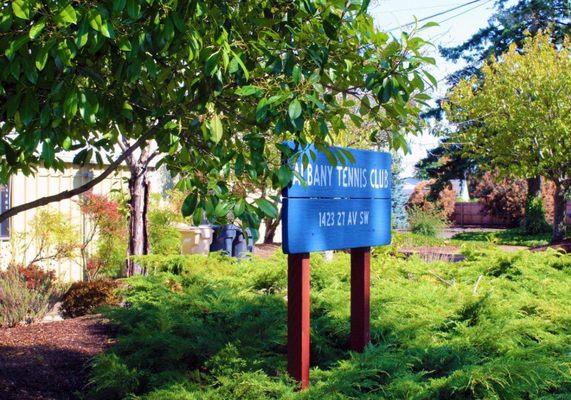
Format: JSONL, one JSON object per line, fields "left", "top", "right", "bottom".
{"left": 407, "top": 206, "right": 448, "bottom": 237}
{"left": 470, "top": 172, "right": 528, "bottom": 225}
{"left": 391, "top": 153, "right": 408, "bottom": 229}
{"left": 0, "top": 0, "right": 436, "bottom": 234}
{"left": 78, "top": 192, "right": 128, "bottom": 280}
{"left": 60, "top": 279, "right": 119, "bottom": 318}
{"left": 148, "top": 205, "right": 182, "bottom": 256}
{"left": 452, "top": 228, "right": 551, "bottom": 247}
{"left": 87, "top": 249, "right": 570, "bottom": 399}
{"left": 10, "top": 208, "right": 78, "bottom": 267}
{"left": 445, "top": 32, "right": 571, "bottom": 240}
{"left": 0, "top": 264, "right": 59, "bottom": 327}
{"left": 407, "top": 180, "right": 456, "bottom": 220}
{"left": 524, "top": 195, "right": 551, "bottom": 234}
{"left": 440, "top": 0, "right": 570, "bottom": 83}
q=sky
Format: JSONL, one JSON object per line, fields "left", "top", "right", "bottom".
{"left": 369, "top": 0, "right": 504, "bottom": 178}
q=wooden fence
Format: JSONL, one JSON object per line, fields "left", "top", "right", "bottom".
{"left": 452, "top": 202, "right": 571, "bottom": 227}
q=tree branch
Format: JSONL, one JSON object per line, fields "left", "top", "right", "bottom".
{"left": 0, "top": 124, "right": 162, "bottom": 224}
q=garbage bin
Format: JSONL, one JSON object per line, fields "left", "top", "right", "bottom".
{"left": 210, "top": 225, "right": 238, "bottom": 255}
{"left": 176, "top": 223, "right": 214, "bottom": 255}
{"left": 232, "top": 228, "right": 254, "bottom": 258}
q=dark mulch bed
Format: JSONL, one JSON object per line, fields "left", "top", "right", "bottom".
{"left": 0, "top": 315, "right": 115, "bottom": 400}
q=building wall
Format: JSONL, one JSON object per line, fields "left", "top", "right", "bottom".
{"left": 0, "top": 164, "right": 161, "bottom": 282}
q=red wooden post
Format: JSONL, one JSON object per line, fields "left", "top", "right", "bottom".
{"left": 288, "top": 253, "right": 311, "bottom": 389}
{"left": 350, "top": 247, "right": 371, "bottom": 352}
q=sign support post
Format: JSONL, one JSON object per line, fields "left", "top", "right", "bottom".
{"left": 282, "top": 143, "right": 391, "bottom": 389}
{"left": 287, "top": 253, "right": 311, "bottom": 389}
{"left": 350, "top": 247, "right": 371, "bottom": 352}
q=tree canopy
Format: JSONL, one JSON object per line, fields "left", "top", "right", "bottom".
{"left": 1, "top": 0, "right": 435, "bottom": 231}
{"left": 444, "top": 31, "right": 570, "bottom": 240}
{"left": 440, "top": 0, "right": 570, "bottom": 84}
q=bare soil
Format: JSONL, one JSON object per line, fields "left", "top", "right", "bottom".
{"left": 254, "top": 243, "right": 281, "bottom": 259}
{"left": 0, "top": 315, "right": 114, "bottom": 400}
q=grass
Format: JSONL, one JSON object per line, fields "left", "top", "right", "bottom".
{"left": 86, "top": 249, "right": 571, "bottom": 399}
{"left": 451, "top": 227, "right": 552, "bottom": 247}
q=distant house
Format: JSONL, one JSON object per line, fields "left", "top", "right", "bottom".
{"left": 0, "top": 154, "right": 164, "bottom": 281}
{"left": 402, "top": 177, "right": 420, "bottom": 198}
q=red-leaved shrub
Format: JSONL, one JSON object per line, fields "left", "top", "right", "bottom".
{"left": 17, "top": 264, "right": 55, "bottom": 290}
{"left": 407, "top": 180, "right": 456, "bottom": 220}
{"left": 470, "top": 172, "right": 527, "bottom": 225}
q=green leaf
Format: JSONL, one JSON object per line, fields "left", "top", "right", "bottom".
{"left": 73, "top": 148, "right": 88, "bottom": 165}
{"left": 21, "top": 93, "right": 38, "bottom": 126}
{"left": 35, "top": 44, "right": 50, "bottom": 70}
{"left": 421, "top": 21, "right": 439, "bottom": 29}
{"left": 29, "top": 18, "right": 46, "bottom": 39}
{"left": 235, "top": 85, "right": 262, "bottom": 97}
{"left": 64, "top": 90, "right": 78, "bottom": 118}
{"left": 73, "top": 18, "right": 88, "bottom": 48}
{"left": 277, "top": 165, "right": 292, "bottom": 187}
{"left": 12, "top": 0, "right": 30, "bottom": 20}
{"left": 230, "top": 51, "right": 249, "bottom": 80}
{"left": 233, "top": 199, "right": 246, "bottom": 217}
{"left": 119, "top": 38, "right": 132, "bottom": 51}
{"left": 205, "top": 52, "right": 220, "bottom": 76}
{"left": 210, "top": 114, "right": 223, "bottom": 143}
{"left": 57, "top": 4, "right": 77, "bottom": 25}
{"left": 256, "top": 98, "right": 268, "bottom": 122}
{"left": 181, "top": 193, "right": 198, "bottom": 217}
{"left": 214, "top": 201, "right": 230, "bottom": 218}
{"left": 424, "top": 70, "right": 438, "bottom": 88}
{"left": 288, "top": 99, "right": 302, "bottom": 121}
{"left": 113, "top": 0, "right": 126, "bottom": 13}
{"left": 292, "top": 65, "right": 301, "bottom": 85}
{"left": 87, "top": 10, "right": 104, "bottom": 34}
{"left": 5, "top": 35, "right": 29, "bottom": 60}
{"left": 192, "top": 208, "right": 202, "bottom": 226}
{"left": 62, "top": 137, "right": 72, "bottom": 150}
{"left": 256, "top": 198, "right": 278, "bottom": 219}
{"left": 126, "top": 0, "right": 141, "bottom": 19}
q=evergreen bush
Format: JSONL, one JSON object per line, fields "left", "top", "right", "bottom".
{"left": 86, "top": 248, "right": 570, "bottom": 399}
{"left": 524, "top": 196, "right": 551, "bottom": 234}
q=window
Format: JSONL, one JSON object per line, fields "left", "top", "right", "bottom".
{"left": 0, "top": 184, "right": 9, "bottom": 239}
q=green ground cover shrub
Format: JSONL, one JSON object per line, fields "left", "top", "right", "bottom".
{"left": 87, "top": 249, "right": 570, "bottom": 399}
{"left": 149, "top": 208, "right": 182, "bottom": 256}
{"left": 452, "top": 227, "right": 551, "bottom": 247}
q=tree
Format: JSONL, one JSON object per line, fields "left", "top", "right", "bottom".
{"left": 428, "top": 0, "right": 569, "bottom": 214}
{"left": 1, "top": 0, "right": 436, "bottom": 266}
{"left": 444, "top": 32, "right": 570, "bottom": 241}
{"left": 440, "top": 0, "right": 570, "bottom": 84}
{"left": 391, "top": 153, "right": 407, "bottom": 229}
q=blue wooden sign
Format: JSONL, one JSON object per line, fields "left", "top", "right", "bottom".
{"left": 282, "top": 144, "right": 391, "bottom": 254}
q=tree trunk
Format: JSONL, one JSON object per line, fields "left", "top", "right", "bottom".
{"left": 124, "top": 141, "right": 154, "bottom": 276}
{"left": 263, "top": 208, "right": 282, "bottom": 244}
{"left": 527, "top": 176, "right": 541, "bottom": 199}
{"left": 126, "top": 167, "right": 151, "bottom": 275}
{"left": 524, "top": 176, "right": 545, "bottom": 233}
{"left": 552, "top": 181, "right": 567, "bottom": 243}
